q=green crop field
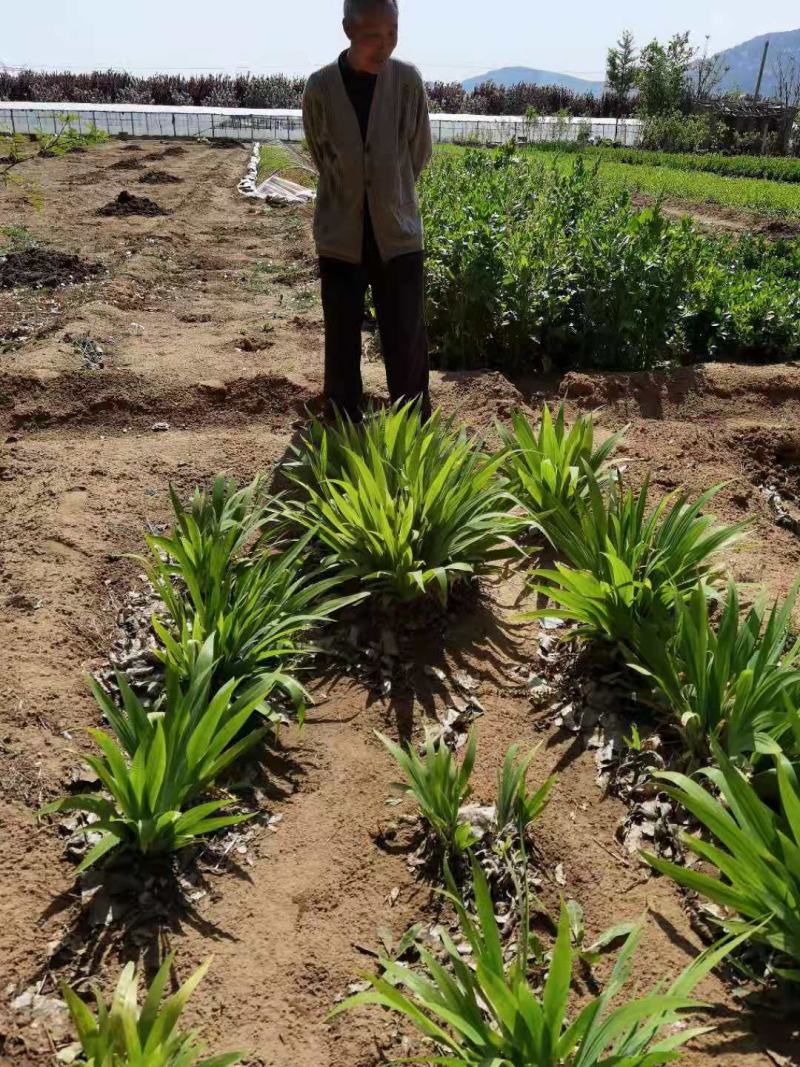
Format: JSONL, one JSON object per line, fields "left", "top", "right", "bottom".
{"left": 256, "top": 142, "right": 316, "bottom": 188}
{"left": 531, "top": 143, "right": 800, "bottom": 184}
{"left": 422, "top": 148, "right": 800, "bottom": 373}
{"left": 560, "top": 155, "right": 800, "bottom": 219}
{"left": 434, "top": 144, "right": 800, "bottom": 219}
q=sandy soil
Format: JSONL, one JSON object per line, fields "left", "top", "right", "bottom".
{"left": 1, "top": 139, "right": 799, "bottom": 1067}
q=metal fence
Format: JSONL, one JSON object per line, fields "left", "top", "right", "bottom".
{"left": 0, "top": 101, "right": 643, "bottom": 146}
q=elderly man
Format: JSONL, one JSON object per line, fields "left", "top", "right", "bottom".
{"left": 302, "top": 0, "right": 432, "bottom": 422}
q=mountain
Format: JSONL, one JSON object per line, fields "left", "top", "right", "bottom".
{"left": 462, "top": 67, "right": 605, "bottom": 96}
{"left": 713, "top": 28, "right": 800, "bottom": 97}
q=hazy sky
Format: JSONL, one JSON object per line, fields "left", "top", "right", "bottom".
{"left": 3, "top": 0, "right": 799, "bottom": 82}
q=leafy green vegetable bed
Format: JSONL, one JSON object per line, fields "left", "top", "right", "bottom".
{"left": 421, "top": 148, "right": 800, "bottom": 372}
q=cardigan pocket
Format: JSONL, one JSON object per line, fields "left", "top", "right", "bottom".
{"left": 391, "top": 202, "right": 422, "bottom": 238}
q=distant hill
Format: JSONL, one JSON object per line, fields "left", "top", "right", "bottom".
{"left": 714, "top": 28, "right": 800, "bottom": 97}
{"left": 462, "top": 67, "right": 605, "bottom": 96}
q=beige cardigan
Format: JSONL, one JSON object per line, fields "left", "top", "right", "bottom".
{"left": 302, "top": 57, "right": 432, "bottom": 263}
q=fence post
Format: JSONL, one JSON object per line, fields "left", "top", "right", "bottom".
{"left": 9, "top": 109, "right": 15, "bottom": 135}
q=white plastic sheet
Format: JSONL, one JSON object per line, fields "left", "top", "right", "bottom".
{"left": 238, "top": 142, "right": 316, "bottom": 203}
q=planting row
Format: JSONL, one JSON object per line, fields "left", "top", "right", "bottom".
{"left": 422, "top": 148, "right": 800, "bottom": 372}
{"left": 45, "top": 402, "right": 799, "bottom": 1064}
{"left": 530, "top": 148, "right": 800, "bottom": 220}
{"left": 534, "top": 142, "right": 800, "bottom": 185}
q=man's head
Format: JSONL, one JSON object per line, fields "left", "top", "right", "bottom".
{"left": 343, "top": 0, "right": 399, "bottom": 74}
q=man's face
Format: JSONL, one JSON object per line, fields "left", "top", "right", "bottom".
{"left": 344, "top": 8, "right": 398, "bottom": 74}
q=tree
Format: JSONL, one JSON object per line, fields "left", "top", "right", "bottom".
{"left": 636, "top": 32, "right": 696, "bottom": 116}
{"left": 606, "top": 30, "right": 638, "bottom": 115}
{"left": 774, "top": 54, "right": 800, "bottom": 109}
{"left": 773, "top": 55, "right": 800, "bottom": 154}
{"left": 690, "top": 35, "right": 729, "bottom": 104}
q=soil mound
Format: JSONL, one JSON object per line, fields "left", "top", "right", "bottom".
{"left": 120, "top": 144, "right": 142, "bottom": 152}
{"left": 107, "top": 158, "right": 145, "bottom": 171}
{"left": 97, "top": 191, "right": 169, "bottom": 217}
{"left": 0, "top": 247, "right": 101, "bottom": 290}
{"left": 138, "top": 169, "right": 182, "bottom": 185}
{"left": 761, "top": 218, "right": 800, "bottom": 240}
{"left": 161, "top": 145, "right": 186, "bottom": 157}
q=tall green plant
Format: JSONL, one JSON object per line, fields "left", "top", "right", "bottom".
{"left": 285, "top": 402, "right": 519, "bottom": 604}
{"left": 379, "top": 730, "right": 478, "bottom": 856}
{"left": 646, "top": 744, "right": 800, "bottom": 977}
{"left": 142, "top": 476, "right": 270, "bottom": 626}
{"left": 151, "top": 532, "right": 358, "bottom": 705}
{"left": 530, "top": 475, "right": 745, "bottom": 645}
{"left": 142, "top": 478, "right": 357, "bottom": 704}
{"left": 499, "top": 404, "right": 625, "bottom": 531}
{"left": 41, "top": 637, "right": 272, "bottom": 871}
{"left": 332, "top": 858, "right": 742, "bottom": 1065}
{"left": 496, "top": 744, "right": 555, "bottom": 835}
{"left": 62, "top": 953, "right": 242, "bottom": 1067}
{"left": 634, "top": 579, "right": 800, "bottom": 761}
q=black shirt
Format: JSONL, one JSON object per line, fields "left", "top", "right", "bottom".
{"left": 338, "top": 50, "right": 379, "bottom": 260}
{"left": 338, "top": 49, "right": 377, "bottom": 143}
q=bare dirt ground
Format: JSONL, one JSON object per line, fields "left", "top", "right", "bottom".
{"left": 629, "top": 190, "right": 800, "bottom": 237}
{"left": 2, "top": 139, "right": 800, "bottom": 1067}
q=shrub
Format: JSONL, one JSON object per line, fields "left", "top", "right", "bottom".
{"left": 530, "top": 476, "right": 745, "bottom": 646}
{"left": 332, "top": 858, "right": 742, "bottom": 1065}
{"left": 284, "top": 403, "right": 519, "bottom": 604}
{"left": 499, "top": 404, "right": 625, "bottom": 533}
{"left": 0, "top": 69, "right": 633, "bottom": 117}
{"left": 41, "top": 637, "right": 272, "bottom": 870}
{"left": 646, "top": 744, "right": 800, "bottom": 977}
{"left": 639, "top": 111, "right": 718, "bottom": 153}
{"left": 379, "top": 730, "right": 478, "bottom": 856}
{"left": 678, "top": 235, "right": 800, "bottom": 363}
{"left": 62, "top": 953, "right": 242, "bottom": 1066}
{"left": 634, "top": 579, "right": 800, "bottom": 762}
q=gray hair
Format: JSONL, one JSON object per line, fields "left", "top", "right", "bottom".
{"left": 343, "top": 0, "right": 398, "bottom": 24}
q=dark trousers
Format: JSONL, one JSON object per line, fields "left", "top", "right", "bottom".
{"left": 319, "top": 240, "right": 430, "bottom": 422}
